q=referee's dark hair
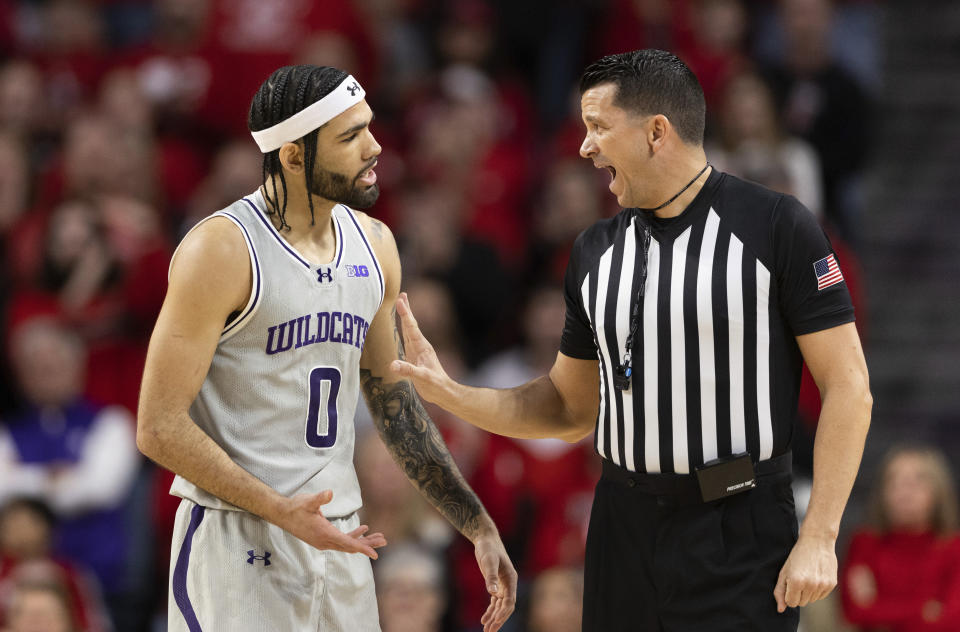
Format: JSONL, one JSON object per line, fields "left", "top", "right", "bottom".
{"left": 580, "top": 49, "right": 706, "bottom": 146}
{"left": 248, "top": 65, "right": 349, "bottom": 231}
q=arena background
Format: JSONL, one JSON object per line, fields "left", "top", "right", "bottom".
{"left": 0, "top": 0, "right": 958, "bottom": 631}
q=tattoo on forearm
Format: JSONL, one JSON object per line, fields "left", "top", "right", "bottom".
{"left": 360, "top": 368, "right": 485, "bottom": 539}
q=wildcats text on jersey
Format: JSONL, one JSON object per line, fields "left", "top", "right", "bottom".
{"left": 265, "top": 311, "right": 370, "bottom": 355}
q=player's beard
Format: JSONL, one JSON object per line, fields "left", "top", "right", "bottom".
{"left": 308, "top": 163, "right": 380, "bottom": 209}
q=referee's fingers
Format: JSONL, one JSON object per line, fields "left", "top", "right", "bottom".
{"left": 784, "top": 576, "right": 805, "bottom": 608}
{"left": 390, "top": 360, "right": 430, "bottom": 381}
{"left": 773, "top": 571, "right": 788, "bottom": 613}
{"left": 396, "top": 293, "right": 422, "bottom": 337}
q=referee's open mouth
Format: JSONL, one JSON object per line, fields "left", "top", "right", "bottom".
{"left": 605, "top": 165, "right": 617, "bottom": 181}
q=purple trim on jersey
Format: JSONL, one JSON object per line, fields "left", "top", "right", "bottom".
{"left": 334, "top": 214, "right": 345, "bottom": 268}
{"left": 172, "top": 505, "right": 205, "bottom": 632}
{"left": 243, "top": 197, "right": 310, "bottom": 269}
{"left": 220, "top": 212, "right": 262, "bottom": 336}
{"left": 342, "top": 206, "right": 384, "bottom": 304}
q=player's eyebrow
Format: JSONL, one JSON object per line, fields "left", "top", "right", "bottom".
{"left": 583, "top": 113, "right": 604, "bottom": 126}
{"left": 337, "top": 112, "right": 376, "bottom": 138}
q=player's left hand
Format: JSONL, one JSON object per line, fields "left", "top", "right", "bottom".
{"left": 773, "top": 533, "right": 837, "bottom": 612}
{"left": 474, "top": 534, "right": 517, "bottom": 632}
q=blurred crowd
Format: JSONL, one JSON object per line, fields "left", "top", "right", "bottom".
{"left": 0, "top": 0, "right": 928, "bottom": 631}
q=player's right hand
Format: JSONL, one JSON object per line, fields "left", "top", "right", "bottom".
{"left": 277, "top": 490, "right": 386, "bottom": 559}
{"left": 390, "top": 292, "right": 454, "bottom": 404}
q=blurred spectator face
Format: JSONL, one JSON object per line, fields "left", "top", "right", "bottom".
{"left": 5, "top": 584, "right": 74, "bottom": 632}
{"left": 207, "top": 141, "right": 264, "bottom": 203}
{"left": 403, "top": 279, "right": 459, "bottom": 353}
{"left": 155, "top": 0, "right": 210, "bottom": 46}
{"left": 726, "top": 142, "right": 794, "bottom": 195}
{"left": 10, "top": 319, "right": 85, "bottom": 409}
{"left": 45, "top": 200, "right": 101, "bottom": 271}
{"left": 780, "top": 0, "right": 833, "bottom": 68}
{"left": 397, "top": 186, "right": 463, "bottom": 271}
{"left": 630, "top": 0, "right": 671, "bottom": 24}
{"left": 523, "top": 287, "right": 565, "bottom": 361}
{"left": 98, "top": 194, "right": 162, "bottom": 263}
{"left": 537, "top": 159, "right": 602, "bottom": 245}
{"left": 62, "top": 115, "right": 114, "bottom": 197}
{"left": 720, "top": 73, "right": 779, "bottom": 145}
{"left": 441, "top": 65, "right": 499, "bottom": 148}
{"left": 437, "top": 0, "right": 493, "bottom": 66}
{"left": 0, "top": 502, "right": 53, "bottom": 560}
{"left": 411, "top": 66, "right": 499, "bottom": 179}
{"left": 99, "top": 69, "right": 153, "bottom": 133}
{"left": 883, "top": 452, "right": 939, "bottom": 531}
{"left": 693, "top": 0, "right": 746, "bottom": 52}
{"left": 189, "top": 141, "right": 263, "bottom": 224}
{"left": 43, "top": 0, "right": 103, "bottom": 54}
{"left": 355, "top": 431, "right": 413, "bottom": 511}
{"left": 63, "top": 114, "right": 154, "bottom": 199}
{"left": 0, "top": 60, "right": 44, "bottom": 135}
{"left": 0, "top": 132, "right": 30, "bottom": 231}
{"left": 297, "top": 32, "right": 360, "bottom": 75}
{"left": 528, "top": 567, "right": 583, "bottom": 632}
{"left": 377, "top": 545, "right": 445, "bottom": 632}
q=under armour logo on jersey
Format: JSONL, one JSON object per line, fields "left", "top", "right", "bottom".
{"left": 317, "top": 267, "right": 334, "bottom": 283}
{"left": 247, "top": 550, "right": 271, "bottom": 566}
{"left": 346, "top": 264, "right": 369, "bottom": 278}
{"left": 346, "top": 82, "right": 360, "bottom": 96}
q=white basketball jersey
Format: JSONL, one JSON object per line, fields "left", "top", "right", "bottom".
{"left": 170, "top": 189, "right": 384, "bottom": 518}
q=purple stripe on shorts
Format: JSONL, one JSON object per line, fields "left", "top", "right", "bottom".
{"left": 172, "top": 504, "right": 205, "bottom": 632}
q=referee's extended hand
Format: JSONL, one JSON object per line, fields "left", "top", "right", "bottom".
{"left": 773, "top": 533, "right": 838, "bottom": 612}
{"left": 390, "top": 292, "right": 453, "bottom": 404}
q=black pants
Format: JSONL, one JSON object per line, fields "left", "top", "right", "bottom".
{"left": 583, "top": 462, "right": 800, "bottom": 632}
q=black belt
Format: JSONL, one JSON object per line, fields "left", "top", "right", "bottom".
{"left": 601, "top": 451, "right": 792, "bottom": 500}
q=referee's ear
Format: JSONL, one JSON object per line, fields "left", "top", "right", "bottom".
{"left": 648, "top": 114, "right": 671, "bottom": 154}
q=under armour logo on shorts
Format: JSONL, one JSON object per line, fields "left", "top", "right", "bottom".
{"left": 247, "top": 550, "right": 272, "bottom": 566}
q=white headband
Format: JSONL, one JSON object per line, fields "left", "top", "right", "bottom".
{"left": 250, "top": 75, "right": 366, "bottom": 153}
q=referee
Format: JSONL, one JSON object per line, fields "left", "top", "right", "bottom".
{"left": 392, "top": 49, "right": 871, "bottom": 631}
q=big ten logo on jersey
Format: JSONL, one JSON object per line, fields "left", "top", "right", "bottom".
{"left": 346, "top": 264, "right": 369, "bottom": 278}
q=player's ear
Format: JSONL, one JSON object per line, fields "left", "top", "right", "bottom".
{"left": 278, "top": 141, "right": 305, "bottom": 175}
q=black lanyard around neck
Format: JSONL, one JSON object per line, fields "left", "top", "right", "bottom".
{"left": 613, "top": 163, "right": 710, "bottom": 391}
{"left": 613, "top": 213, "right": 651, "bottom": 391}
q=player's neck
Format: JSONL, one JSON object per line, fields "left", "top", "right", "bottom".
{"left": 259, "top": 184, "right": 338, "bottom": 259}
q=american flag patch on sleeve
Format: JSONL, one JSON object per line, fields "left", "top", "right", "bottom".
{"left": 813, "top": 254, "right": 844, "bottom": 290}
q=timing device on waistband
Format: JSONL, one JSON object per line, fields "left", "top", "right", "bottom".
{"left": 694, "top": 452, "right": 757, "bottom": 502}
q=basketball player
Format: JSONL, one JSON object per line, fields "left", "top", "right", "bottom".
{"left": 137, "top": 66, "right": 516, "bottom": 631}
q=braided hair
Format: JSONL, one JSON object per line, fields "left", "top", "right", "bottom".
{"left": 248, "top": 65, "right": 349, "bottom": 230}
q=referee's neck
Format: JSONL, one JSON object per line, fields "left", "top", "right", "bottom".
{"left": 648, "top": 153, "right": 711, "bottom": 220}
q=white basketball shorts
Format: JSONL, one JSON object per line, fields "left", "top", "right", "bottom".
{"left": 167, "top": 499, "right": 380, "bottom": 631}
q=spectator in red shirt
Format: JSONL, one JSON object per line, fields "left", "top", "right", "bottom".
{"left": 841, "top": 444, "right": 960, "bottom": 631}
{"left": 526, "top": 566, "right": 584, "bottom": 632}
{"left": 0, "top": 498, "right": 109, "bottom": 632}
{"left": 2, "top": 579, "right": 77, "bottom": 632}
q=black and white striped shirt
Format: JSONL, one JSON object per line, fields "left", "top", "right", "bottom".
{"left": 560, "top": 170, "right": 854, "bottom": 474}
